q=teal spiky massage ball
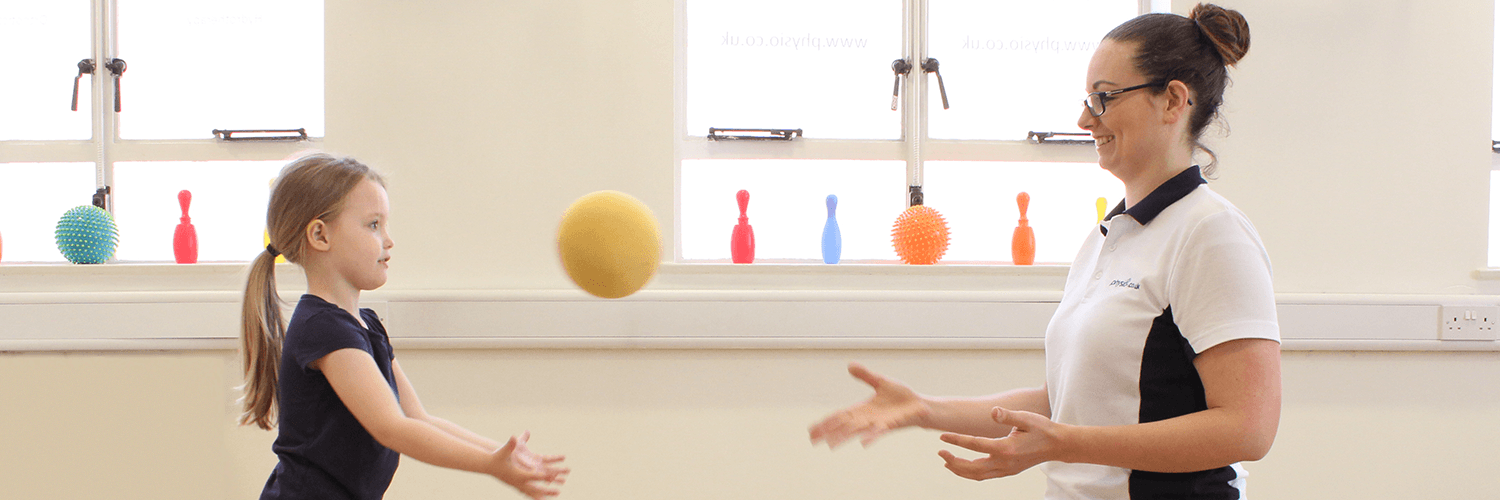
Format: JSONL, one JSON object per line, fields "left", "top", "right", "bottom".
{"left": 55, "top": 205, "right": 119, "bottom": 264}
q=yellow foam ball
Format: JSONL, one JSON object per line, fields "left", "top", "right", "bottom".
{"left": 557, "top": 191, "right": 662, "bottom": 299}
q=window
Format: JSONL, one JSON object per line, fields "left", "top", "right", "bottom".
{"left": 678, "top": 0, "right": 1155, "bottom": 264}
{"left": 1491, "top": 0, "right": 1500, "bottom": 267}
{"left": 0, "top": 0, "right": 322, "bottom": 263}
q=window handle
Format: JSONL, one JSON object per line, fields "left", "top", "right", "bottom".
{"left": 1028, "top": 131, "right": 1092, "bottom": 144}
{"left": 71, "top": 58, "right": 95, "bottom": 111}
{"left": 104, "top": 58, "right": 127, "bottom": 112}
{"left": 213, "top": 129, "right": 309, "bottom": 141}
{"left": 707, "top": 128, "right": 802, "bottom": 141}
{"left": 891, "top": 58, "right": 912, "bottom": 111}
{"left": 92, "top": 186, "right": 110, "bottom": 210}
{"left": 922, "top": 58, "right": 949, "bottom": 109}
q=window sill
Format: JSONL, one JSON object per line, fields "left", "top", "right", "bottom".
{"left": 654, "top": 262, "right": 1070, "bottom": 291}
{"left": 0, "top": 261, "right": 1067, "bottom": 294}
{"left": 0, "top": 261, "right": 304, "bottom": 294}
{"left": 3, "top": 262, "right": 1497, "bottom": 352}
{"left": 661, "top": 262, "right": 1070, "bottom": 274}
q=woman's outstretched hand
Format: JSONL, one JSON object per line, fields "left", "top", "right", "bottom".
{"left": 937, "top": 407, "right": 1061, "bottom": 481}
{"left": 808, "top": 362, "right": 931, "bottom": 449}
{"left": 490, "top": 432, "right": 569, "bottom": 499}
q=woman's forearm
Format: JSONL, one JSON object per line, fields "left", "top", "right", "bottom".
{"left": 923, "top": 386, "right": 1049, "bottom": 438}
{"left": 1058, "top": 405, "right": 1274, "bottom": 473}
{"left": 1059, "top": 339, "right": 1280, "bottom": 472}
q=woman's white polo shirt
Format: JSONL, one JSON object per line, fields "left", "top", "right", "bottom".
{"left": 1041, "top": 166, "right": 1280, "bottom": 500}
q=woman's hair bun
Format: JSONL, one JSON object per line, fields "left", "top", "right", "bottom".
{"left": 1190, "top": 3, "right": 1250, "bottom": 67}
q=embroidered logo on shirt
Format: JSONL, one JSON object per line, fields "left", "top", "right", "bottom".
{"left": 1107, "top": 278, "right": 1140, "bottom": 290}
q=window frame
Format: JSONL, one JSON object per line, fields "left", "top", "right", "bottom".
{"left": 1489, "top": 0, "right": 1500, "bottom": 268}
{"left": 673, "top": 0, "right": 1155, "bottom": 264}
{"left": 0, "top": 0, "right": 320, "bottom": 263}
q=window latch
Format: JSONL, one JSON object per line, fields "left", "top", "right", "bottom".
{"left": 707, "top": 128, "right": 802, "bottom": 141}
{"left": 921, "top": 58, "right": 949, "bottom": 110}
{"left": 891, "top": 58, "right": 912, "bottom": 111}
{"left": 71, "top": 58, "right": 95, "bottom": 111}
{"left": 213, "top": 128, "right": 309, "bottom": 142}
{"left": 1028, "top": 131, "right": 1092, "bottom": 145}
{"left": 104, "top": 58, "right": 127, "bottom": 112}
{"left": 92, "top": 186, "right": 110, "bottom": 210}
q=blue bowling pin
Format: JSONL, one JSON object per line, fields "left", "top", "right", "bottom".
{"left": 821, "top": 194, "right": 841, "bottom": 264}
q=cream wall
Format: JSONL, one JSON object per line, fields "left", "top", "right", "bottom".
{"left": 324, "top": 0, "right": 676, "bottom": 291}
{"left": 3, "top": 0, "right": 1500, "bottom": 499}
{"left": 325, "top": 0, "right": 1498, "bottom": 296}
{"left": 1212, "top": 0, "right": 1494, "bottom": 295}
{"left": 2, "top": 350, "right": 1497, "bottom": 499}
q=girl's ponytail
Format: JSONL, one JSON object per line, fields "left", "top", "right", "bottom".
{"left": 237, "top": 152, "right": 384, "bottom": 431}
{"left": 240, "top": 248, "right": 285, "bottom": 430}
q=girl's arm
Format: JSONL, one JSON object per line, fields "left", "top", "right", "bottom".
{"left": 937, "top": 338, "right": 1280, "bottom": 479}
{"left": 390, "top": 360, "right": 502, "bottom": 451}
{"left": 317, "top": 349, "right": 567, "bottom": 498}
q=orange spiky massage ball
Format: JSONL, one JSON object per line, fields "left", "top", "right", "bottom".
{"left": 891, "top": 205, "right": 950, "bottom": 265}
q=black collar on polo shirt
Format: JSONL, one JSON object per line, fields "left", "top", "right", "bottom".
{"left": 1100, "top": 165, "right": 1207, "bottom": 235}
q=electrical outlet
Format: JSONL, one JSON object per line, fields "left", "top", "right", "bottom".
{"left": 1439, "top": 306, "right": 1500, "bottom": 341}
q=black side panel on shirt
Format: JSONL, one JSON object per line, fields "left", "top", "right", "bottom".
{"left": 1129, "top": 307, "right": 1239, "bottom": 499}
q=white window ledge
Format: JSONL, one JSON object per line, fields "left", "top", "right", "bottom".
{"left": 2, "top": 263, "right": 1497, "bottom": 352}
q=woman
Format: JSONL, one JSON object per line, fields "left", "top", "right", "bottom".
{"left": 809, "top": 4, "right": 1279, "bottom": 499}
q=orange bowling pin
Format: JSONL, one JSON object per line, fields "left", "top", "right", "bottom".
{"left": 1012, "top": 192, "right": 1035, "bottom": 265}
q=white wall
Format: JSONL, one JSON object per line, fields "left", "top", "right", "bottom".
{"left": 2, "top": 0, "right": 1499, "bottom": 499}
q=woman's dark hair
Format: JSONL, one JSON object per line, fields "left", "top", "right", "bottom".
{"left": 1105, "top": 3, "right": 1250, "bottom": 176}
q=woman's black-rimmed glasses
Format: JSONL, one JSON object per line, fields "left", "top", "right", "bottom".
{"left": 1084, "top": 81, "right": 1168, "bottom": 117}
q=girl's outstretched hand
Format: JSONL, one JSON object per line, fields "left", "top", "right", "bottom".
{"left": 808, "top": 362, "right": 931, "bottom": 449}
{"left": 490, "top": 432, "right": 569, "bottom": 499}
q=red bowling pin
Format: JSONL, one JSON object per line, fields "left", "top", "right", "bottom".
{"left": 730, "top": 189, "right": 755, "bottom": 263}
{"left": 1012, "top": 192, "right": 1035, "bottom": 265}
{"left": 173, "top": 190, "right": 198, "bottom": 264}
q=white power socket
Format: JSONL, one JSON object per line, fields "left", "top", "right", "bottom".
{"left": 1440, "top": 306, "right": 1500, "bottom": 341}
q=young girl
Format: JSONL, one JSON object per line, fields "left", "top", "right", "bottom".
{"left": 240, "top": 153, "right": 568, "bottom": 499}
